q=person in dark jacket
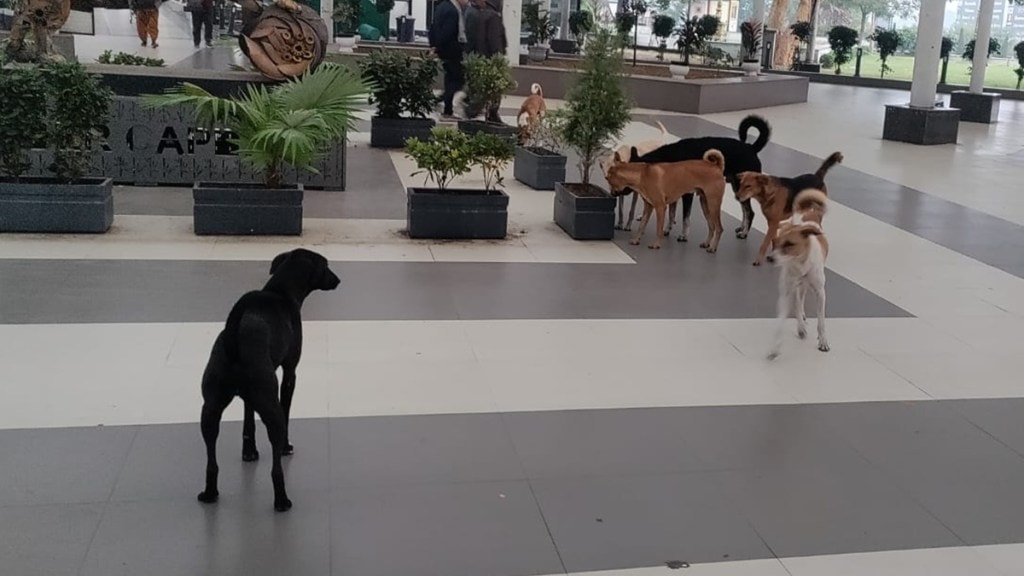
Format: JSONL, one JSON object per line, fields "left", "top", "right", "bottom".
{"left": 428, "top": 0, "right": 469, "bottom": 119}
{"left": 470, "top": 0, "right": 506, "bottom": 122}
{"left": 463, "top": 0, "right": 480, "bottom": 54}
{"left": 191, "top": 0, "right": 215, "bottom": 48}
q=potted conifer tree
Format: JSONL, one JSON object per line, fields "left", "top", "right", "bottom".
{"left": 144, "top": 64, "right": 369, "bottom": 235}
{"left": 553, "top": 28, "right": 631, "bottom": 240}
{"left": 359, "top": 49, "right": 439, "bottom": 148}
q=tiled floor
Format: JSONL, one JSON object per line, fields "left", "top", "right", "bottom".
{"left": 5, "top": 40, "right": 1024, "bottom": 575}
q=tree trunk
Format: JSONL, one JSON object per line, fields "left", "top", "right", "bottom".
{"left": 768, "top": 0, "right": 792, "bottom": 68}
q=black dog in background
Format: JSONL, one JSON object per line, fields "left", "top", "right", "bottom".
{"left": 634, "top": 115, "right": 771, "bottom": 242}
{"left": 197, "top": 248, "right": 340, "bottom": 512}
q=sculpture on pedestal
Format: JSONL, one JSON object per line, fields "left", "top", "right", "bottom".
{"left": 238, "top": 0, "right": 329, "bottom": 80}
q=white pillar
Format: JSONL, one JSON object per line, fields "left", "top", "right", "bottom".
{"left": 321, "top": 0, "right": 334, "bottom": 30}
{"left": 805, "top": 0, "right": 818, "bottom": 63}
{"left": 909, "top": 0, "right": 945, "bottom": 109}
{"left": 559, "top": 0, "right": 570, "bottom": 40}
{"left": 969, "top": 0, "right": 995, "bottom": 93}
{"left": 752, "top": 0, "right": 765, "bottom": 63}
{"left": 504, "top": 0, "right": 523, "bottom": 63}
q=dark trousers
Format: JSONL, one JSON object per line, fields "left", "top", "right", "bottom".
{"left": 441, "top": 58, "right": 464, "bottom": 116}
{"left": 192, "top": 9, "right": 213, "bottom": 46}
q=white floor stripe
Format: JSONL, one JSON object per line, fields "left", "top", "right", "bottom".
{"left": 3, "top": 317, "right": 1022, "bottom": 430}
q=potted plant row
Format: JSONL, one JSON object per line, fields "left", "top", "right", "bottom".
{"left": 143, "top": 63, "right": 369, "bottom": 236}
{"left": 739, "top": 20, "right": 762, "bottom": 74}
{"left": 554, "top": 28, "right": 632, "bottom": 241}
{"left": 0, "top": 59, "right": 114, "bottom": 234}
{"left": 358, "top": 49, "right": 439, "bottom": 148}
{"left": 459, "top": 53, "right": 519, "bottom": 142}
{"left": 523, "top": 0, "right": 557, "bottom": 62}
{"left": 404, "top": 126, "right": 514, "bottom": 240}
{"left": 514, "top": 110, "right": 567, "bottom": 190}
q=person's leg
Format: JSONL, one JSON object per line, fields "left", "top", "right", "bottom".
{"left": 136, "top": 11, "right": 148, "bottom": 45}
{"left": 192, "top": 11, "right": 202, "bottom": 47}
{"left": 149, "top": 10, "right": 159, "bottom": 47}
{"left": 441, "top": 59, "right": 457, "bottom": 116}
{"left": 204, "top": 9, "right": 214, "bottom": 45}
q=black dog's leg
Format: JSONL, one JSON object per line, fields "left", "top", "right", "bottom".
{"left": 242, "top": 401, "right": 259, "bottom": 462}
{"left": 280, "top": 366, "right": 296, "bottom": 455}
{"left": 250, "top": 392, "right": 292, "bottom": 512}
{"left": 728, "top": 176, "right": 754, "bottom": 239}
{"left": 198, "top": 396, "right": 231, "bottom": 504}
{"left": 677, "top": 192, "right": 694, "bottom": 242}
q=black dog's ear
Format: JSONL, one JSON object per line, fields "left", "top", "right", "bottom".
{"left": 269, "top": 251, "right": 291, "bottom": 275}
{"left": 629, "top": 147, "right": 641, "bottom": 162}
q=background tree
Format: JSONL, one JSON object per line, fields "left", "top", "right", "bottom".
{"left": 827, "top": 25, "right": 858, "bottom": 74}
{"left": 870, "top": 28, "right": 901, "bottom": 77}
{"left": 1014, "top": 40, "right": 1024, "bottom": 90}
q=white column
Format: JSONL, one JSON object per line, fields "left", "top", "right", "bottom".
{"left": 559, "top": 0, "right": 570, "bottom": 40}
{"left": 969, "top": 0, "right": 995, "bottom": 93}
{"left": 504, "top": 0, "right": 523, "bottom": 63}
{"left": 909, "top": 0, "right": 945, "bottom": 109}
{"left": 752, "top": 0, "right": 765, "bottom": 63}
{"left": 321, "top": 0, "right": 334, "bottom": 30}
{"left": 805, "top": 0, "right": 818, "bottom": 63}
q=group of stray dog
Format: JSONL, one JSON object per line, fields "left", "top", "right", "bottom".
{"left": 594, "top": 114, "right": 842, "bottom": 362}
{"left": 196, "top": 103, "right": 844, "bottom": 514}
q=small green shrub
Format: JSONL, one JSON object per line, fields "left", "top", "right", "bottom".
{"left": 358, "top": 49, "right": 438, "bottom": 119}
{"left": 463, "top": 54, "right": 516, "bottom": 120}
{"left": 42, "top": 61, "right": 114, "bottom": 183}
{"left": 0, "top": 63, "right": 48, "bottom": 179}
{"left": 97, "top": 50, "right": 166, "bottom": 67}
{"left": 522, "top": 109, "right": 567, "bottom": 155}
{"left": 471, "top": 132, "right": 514, "bottom": 190}
{"left": 405, "top": 127, "right": 514, "bottom": 191}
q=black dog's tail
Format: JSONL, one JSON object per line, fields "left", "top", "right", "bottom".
{"left": 738, "top": 115, "right": 771, "bottom": 153}
{"left": 815, "top": 151, "right": 844, "bottom": 180}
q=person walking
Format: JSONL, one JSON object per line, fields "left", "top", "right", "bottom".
{"left": 428, "top": 0, "right": 468, "bottom": 120}
{"left": 470, "top": 0, "right": 506, "bottom": 122}
{"left": 132, "top": 0, "right": 160, "bottom": 48}
{"left": 190, "top": 0, "right": 215, "bottom": 48}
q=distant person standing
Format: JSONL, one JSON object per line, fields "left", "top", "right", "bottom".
{"left": 463, "top": 0, "right": 481, "bottom": 54}
{"left": 132, "top": 0, "right": 160, "bottom": 48}
{"left": 189, "top": 0, "right": 214, "bottom": 48}
{"left": 428, "top": 0, "right": 468, "bottom": 120}
{"left": 470, "top": 0, "right": 506, "bottom": 122}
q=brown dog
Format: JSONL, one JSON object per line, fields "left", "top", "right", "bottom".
{"left": 601, "top": 121, "right": 674, "bottom": 232}
{"left": 517, "top": 83, "right": 546, "bottom": 143}
{"left": 606, "top": 149, "right": 726, "bottom": 252}
{"left": 736, "top": 152, "right": 843, "bottom": 266}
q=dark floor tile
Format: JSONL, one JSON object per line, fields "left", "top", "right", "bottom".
{"left": 0, "top": 503, "right": 104, "bottom": 576}
{"left": 948, "top": 398, "right": 1024, "bottom": 457}
{"left": 330, "top": 481, "right": 563, "bottom": 576}
{"left": 531, "top": 473, "right": 772, "bottom": 572}
{"left": 329, "top": 413, "right": 524, "bottom": 488}
{"left": 111, "top": 419, "right": 329, "bottom": 504}
{"left": 79, "top": 491, "right": 330, "bottom": 576}
{"left": 0, "top": 425, "right": 136, "bottom": 505}
{"left": 709, "top": 462, "right": 963, "bottom": 558}
{"left": 503, "top": 408, "right": 706, "bottom": 479}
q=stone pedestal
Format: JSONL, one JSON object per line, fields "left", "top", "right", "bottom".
{"left": 883, "top": 104, "right": 960, "bottom": 145}
{"left": 949, "top": 91, "right": 1000, "bottom": 124}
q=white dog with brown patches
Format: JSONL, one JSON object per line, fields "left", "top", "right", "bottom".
{"left": 766, "top": 188, "right": 830, "bottom": 360}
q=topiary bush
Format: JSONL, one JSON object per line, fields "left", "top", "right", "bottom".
{"left": 827, "top": 26, "right": 858, "bottom": 74}
{"left": 870, "top": 29, "right": 901, "bottom": 78}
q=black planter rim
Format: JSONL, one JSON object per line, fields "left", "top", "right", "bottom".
{"left": 0, "top": 176, "right": 112, "bottom": 186}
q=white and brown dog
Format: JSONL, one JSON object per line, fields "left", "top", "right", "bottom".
{"left": 766, "top": 188, "right": 830, "bottom": 360}
{"left": 601, "top": 121, "right": 674, "bottom": 232}
{"left": 517, "top": 83, "right": 546, "bottom": 143}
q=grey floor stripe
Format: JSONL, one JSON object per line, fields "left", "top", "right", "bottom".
{"left": 4, "top": 399, "right": 1024, "bottom": 575}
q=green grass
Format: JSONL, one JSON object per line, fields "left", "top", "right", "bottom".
{"left": 828, "top": 53, "right": 1024, "bottom": 90}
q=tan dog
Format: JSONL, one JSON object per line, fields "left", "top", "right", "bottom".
{"left": 767, "top": 189, "right": 830, "bottom": 360}
{"left": 606, "top": 149, "right": 726, "bottom": 252}
{"left": 600, "top": 122, "right": 675, "bottom": 232}
{"left": 517, "top": 83, "right": 546, "bottom": 143}
{"left": 736, "top": 152, "right": 842, "bottom": 266}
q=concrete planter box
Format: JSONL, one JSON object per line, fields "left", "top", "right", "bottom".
{"left": 457, "top": 120, "right": 520, "bottom": 144}
{"left": 0, "top": 177, "right": 113, "bottom": 233}
{"left": 514, "top": 146, "right": 566, "bottom": 190}
{"left": 553, "top": 182, "right": 615, "bottom": 240}
{"left": 371, "top": 116, "right": 437, "bottom": 148}
{"left": 193, "top": 182, "right": 303, "bottom": 236}
{"left": 406, "top": 187, "right": 508, "bottom": 239}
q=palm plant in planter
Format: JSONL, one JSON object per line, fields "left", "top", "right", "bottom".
{"left": 554, "top": 28, "right": 631, "bottom": 240}
{"left": 459, "top": 53, "right": 518, "bottom": 140}
{"left": 523, "top": 0, "right": 557, "bottom": 62}
{"left": 739, "top": 20, "right": 762, "bottom": 74}
{"left": 514, "top": 109, "right": 567, "bottom": 190}
{"left": 358, "top": 49, "right": 439, "bottom": 148}
{"left": 405, "top": 126, "right": 514, "bottom": 239}
{"left": 0, "top": 60, "right": 114, "bottom": 233}
{"left": 144, "top": 63, "right": 369, "bottom": 236}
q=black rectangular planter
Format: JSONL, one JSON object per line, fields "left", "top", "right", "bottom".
{"left": 553, "top": 182, "right": 615, "bottom": 240}
{"left": 513, "top": 146, "right": 567, "bottom": 190}
{"left": 0, "top": 177, "right": 113, "bottom": 233}
{"left": 550, "top": 39, "right": 577, "bottom": 54}
{"left": 193, "top": 182, "right": 303, "bottom": 236}
{"left": 407, "top": 187, "right": 509, "bottom": 240}
{"left": 371, "top": 116, "right": 437, "bottom": 148}
{"left": 457, "top": 119, "right": 520, "bottom": 144}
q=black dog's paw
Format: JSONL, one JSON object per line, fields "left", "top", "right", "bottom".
{"left": 242, "top": 449, "right": 260, "bottom": 462}
{"left": 197, "top": 490, "right": 219, "bottom": 504}
{"left": 283, "top": 444, "right": 294, "bottom": 456}
{"left": 274, "top": 497, "right": 293, "bottom": 512}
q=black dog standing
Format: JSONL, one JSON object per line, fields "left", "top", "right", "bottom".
{"left": 197, "top": 248, "right": 340, "bottom": 512}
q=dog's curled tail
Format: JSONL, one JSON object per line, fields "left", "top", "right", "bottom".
{"left": 815, "top": 151, "right": 844, "bottom": 180}
{"left": 738, "top": 115, "right": 772, "bottom": 152}
{"left": 794, "top": 188, "right": 828, "bottom": 214}
{"left": 531, "top": 83, "right": 543, "bottom": 96}
{"left": 703, "top": 149, "right": 726, "bottom": 172}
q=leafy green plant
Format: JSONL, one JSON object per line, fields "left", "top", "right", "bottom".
{"left": 652, "top": 14, "right": 675, "bottom": 60}
{"left": 739, "top": 20, "right": 762, "bottom": 62}
{"left": 97, "top": 50, "right": 165, "bottom": 67}
{"left": 962, "top": 37, "right": 1000, "bottom": 61}
{"left": 941, "top": 36, "right": 955, "bottom": 60}
{"left": 471, "top": 132, "right": 514, "bottom": 190}
{"left": 463, "top": 53, "right": 516, "bottom": 121}
{"left": 0, "top": 62, "right": 47, "bottom": 179}
{"left": 675, "top": 15, "right": 719, "bottom": 65}
{"left": 405, "top": 127, "right": 474, "bottom": 191}
{"left": 144, "top": 63, "right": 369, "bottom": 188}
{"left": 523, "top": 0, "right": 557, "bottom": 46}
{"left": 358, "top": 49, "right": 438, "bottom": 119}
{"left": 819, "top": 52, "right": 834, "bottom": 69}
{"left": 870, "top": 29, "right": 901, "bottom": 78}
{"left": 42, "top": 61, "right": 113, "bottom": 183}
{"left": 568, "top": 10, "right": 594, "bottom": 48}
{"left": 333, "top": 0, "right": 362, "bottom": 35}
{"left": 826, "top": 26, "right": 858, "bottom": 74}
{"left": 1014, "top": 41, "right": 1024, "bottom": 89}
{"left": 561, "top": 28, "right": 631, "bottom": 185}
{"left": 522, "top": 109, "right": 567, "bottom": 154}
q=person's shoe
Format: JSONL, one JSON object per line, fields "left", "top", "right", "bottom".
{"left": 151, "top": 41, "right": 158, "bottom": 48}
{"left": 194, "top": 43, "right": 200, "bottom": 48}
{"left": 206, "top": 41, "right": 214, "bottom": 48}
{"left": 141, "top": 40, "right": 147, "bottom": 46}
{"left": 439, "top": 113, "right": 459, "bottom": 122}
